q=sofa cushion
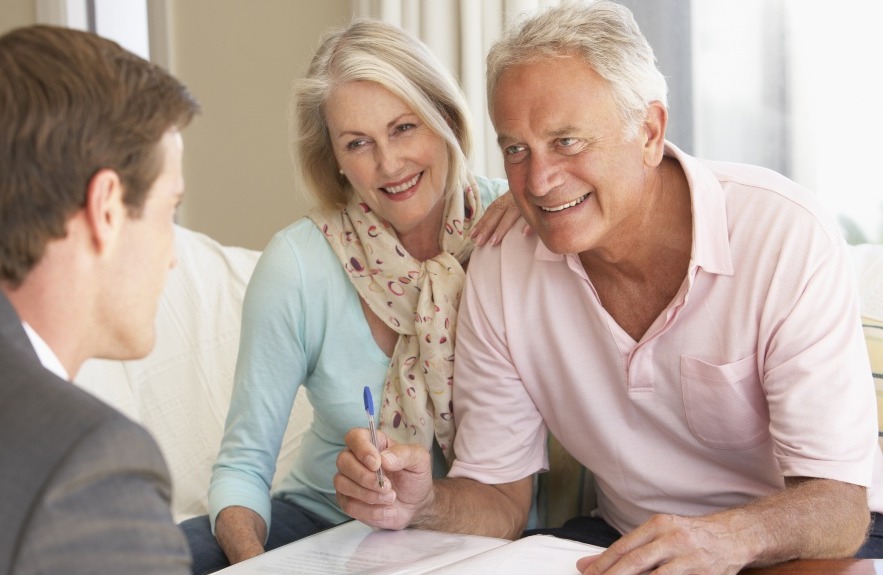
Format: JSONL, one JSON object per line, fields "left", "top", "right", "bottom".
{"left": 76, "top": 226, "right": 313, "bottom": 521}
{"left": 848, "top": 244, "right": 883, "bottom": 438}
{"left": 851, "top": 244, "right": 883, "bottom": 321}
{"left": 866, "top": 317, "right": 883, "bottom": 433}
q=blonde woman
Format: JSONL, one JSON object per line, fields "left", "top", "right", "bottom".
{"left": 181, "top": 19, "right": 521, "bottom": 573}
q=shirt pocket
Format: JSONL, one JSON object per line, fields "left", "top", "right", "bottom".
{"left": 680, "top": 353, "right": 770, "bottom": 450}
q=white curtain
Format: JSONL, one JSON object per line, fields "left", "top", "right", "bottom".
{"left": 691, "top": 0, "right": 883, "bottom": 244}
{"left": 351, "top": 0, "right": 560, "bottom": 180}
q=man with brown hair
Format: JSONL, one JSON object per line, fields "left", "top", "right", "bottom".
{"left": 0, "top": 25, "right": 199, "bottom": 574}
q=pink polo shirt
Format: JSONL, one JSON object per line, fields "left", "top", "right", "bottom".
{"left": 450, "top": 142, "right": 883, "bottom": 535}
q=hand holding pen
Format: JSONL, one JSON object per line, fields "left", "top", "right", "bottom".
{"left": 337, "top": 408, "right": 437, "bottom": 531}
{"left": 362, "top": 386, "right": 385, "bottom": 489}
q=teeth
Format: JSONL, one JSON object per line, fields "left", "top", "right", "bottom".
{"left": 383, "top": 173, "right": 420, "bottom": 194}
{"left": 541, "top": 194, "right": 589, "bottom": 212}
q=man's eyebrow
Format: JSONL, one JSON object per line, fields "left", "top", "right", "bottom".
{"left": 548, "top": 125, "right": 580, "bottom": 137}
{"left": 496, "top": 125, "right": 584, "bottom": 147}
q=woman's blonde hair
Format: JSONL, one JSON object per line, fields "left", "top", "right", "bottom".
{"left": 293, "top": 18, "right": 473, "bottom": 210}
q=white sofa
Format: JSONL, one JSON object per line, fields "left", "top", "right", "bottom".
{"left": 75, "top": 225, "right": 883, "bottom": 525}
{"left": 75, "top": 226, "right": 312, "bottom": 522}
{"left": 853, "top": 244, "right": 883, "bottom": 438}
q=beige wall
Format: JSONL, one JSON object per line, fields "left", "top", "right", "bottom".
{"left": 164, "top": 0, "right": 352, "bottom": 250}
{"left": 0, "top": 0, "right": 37, "bottom": 34}
{"left": 2, "top": 0, "right": 351, "bottom": 251}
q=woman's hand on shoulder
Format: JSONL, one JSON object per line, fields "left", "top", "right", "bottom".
{"left": 470, "top": 191, "right": 531, "bottom": 246}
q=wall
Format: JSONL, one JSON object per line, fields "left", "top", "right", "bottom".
{"left": 1, "top": 0, "right": 352, "bottom": 251}
{"left": 0, "top": 0, "right": 37, "bottom": 33}
{"left": 162, "top": 0, "right": 352, "bottom": 250}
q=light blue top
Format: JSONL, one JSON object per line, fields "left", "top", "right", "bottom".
{"left": 208, "top": 177, "right": 508, "bottom": 531}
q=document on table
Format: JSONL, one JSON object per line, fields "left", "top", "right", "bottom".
{"left": 215, "top": 520, "right": 604, "bottom": 574}
{"left": 426, "top": 534, "right": 604, "bottom": 574}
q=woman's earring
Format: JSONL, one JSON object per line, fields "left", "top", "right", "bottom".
{"left": 338, "top": 168, "right": 344, "bottom": 175}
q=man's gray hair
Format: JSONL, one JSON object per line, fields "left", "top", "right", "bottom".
{"left": 487, "top": 1, "right": 668, "bottom": 138}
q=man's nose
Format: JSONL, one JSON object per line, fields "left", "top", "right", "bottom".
{"left": 526, "top": 152, "right": 563, "bottom": 197}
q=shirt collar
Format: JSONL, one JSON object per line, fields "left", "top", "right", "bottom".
{"left": 665, "top": 141, "right": 733, "bottom": 276}
{"left": 533, "top": 141, "right": 734, "bottom": 277}
{"left": 22, "top": 322, "right": 69, "bottom": 381}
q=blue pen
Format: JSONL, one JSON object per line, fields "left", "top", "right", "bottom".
{"left": 363, "top": 386, "right": 385, "bottom": 488}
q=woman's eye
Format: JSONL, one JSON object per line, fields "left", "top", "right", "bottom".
{"left": 503, "top": 145, "right": 528, "bottom": 164}
{"left": 346, "top": 138, "right": 369, "bottom": 151}
{"left": 395, "top": 123, "right": 417, "bottom": 134}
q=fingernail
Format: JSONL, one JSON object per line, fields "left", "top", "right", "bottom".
{"left": 471, "top": 232, "right": 483, "bottom": 244}
{"left": 381, "top": 451, "right": 399, "bottom": 466}
{"left": 490, "top": 235, "right": 499, "bottom": 245}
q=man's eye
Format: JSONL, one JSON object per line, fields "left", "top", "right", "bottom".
{"left": 503, "top": 145, "right": 528, "bottom": 164}
{"left": 557, "top": 138, "right": 583, "bottom": 155}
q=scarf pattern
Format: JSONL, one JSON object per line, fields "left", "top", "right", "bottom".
{"left": 310, "top": 184, "right": 481, "bottom": 465}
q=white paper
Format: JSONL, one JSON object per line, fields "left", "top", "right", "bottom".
{"left": 215, "top": 521, "right": 509, "bottom": 574}
{"left": 425, "top": 534, "right": 604, "bottom": 574}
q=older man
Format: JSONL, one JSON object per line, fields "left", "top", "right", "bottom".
{"left": 335, "top": 2, "right": 883, "bottom": 573}
{"left": 0, "top": 25, "right": 199, "bottom": 574}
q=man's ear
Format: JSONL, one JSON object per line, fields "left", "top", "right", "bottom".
{"left": 83, "top": 168, "right": 125, "bottom": 253}
{"left": 641, "top": 100, "right": 668, "bottom": 168}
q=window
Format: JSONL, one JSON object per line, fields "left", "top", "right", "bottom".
{"left": 687, "top": 0, "right": 883, "bottom": 244}
{"left": 36, "top": 0, "right": 149, "bottom": 60}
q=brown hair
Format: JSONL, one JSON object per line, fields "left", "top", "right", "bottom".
{"left": 0, "top": 25, "right": 199, "bottom": 285}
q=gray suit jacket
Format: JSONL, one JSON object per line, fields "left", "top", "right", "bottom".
{"left": 0, "top": 293, "right": 191, "bottom": 574}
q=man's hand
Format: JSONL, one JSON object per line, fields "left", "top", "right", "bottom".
{"left": 335, "top": 427, "right": 434, "bottom": 530}
{"left": 576, "top": 514, "right": 747, "bottom": 575}
{"left": 575, "top": 478, "right": 868, "bottom": 575}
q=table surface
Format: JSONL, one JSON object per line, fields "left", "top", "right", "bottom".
{"left": 744, "top": 559, "right": 880, "bottom": 574}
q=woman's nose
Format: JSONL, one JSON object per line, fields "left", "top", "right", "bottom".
{"left": 375, "top": 142, "right": 404, "bottom": 177}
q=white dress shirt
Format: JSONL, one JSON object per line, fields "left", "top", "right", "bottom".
{"left": 22, "top": 321, "right": 69, "bottom": 381}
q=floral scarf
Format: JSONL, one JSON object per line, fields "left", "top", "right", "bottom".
{"left": 309, "top": 183, "right": 482, "bottom": 466}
